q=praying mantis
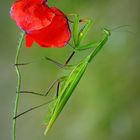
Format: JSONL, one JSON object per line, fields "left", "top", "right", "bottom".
{"left": 14, "top": 14, "right": 111, "bottom": 135}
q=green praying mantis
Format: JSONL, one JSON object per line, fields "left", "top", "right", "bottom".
{"left": 14, "top": 14, "right": 111, "bottom": 135}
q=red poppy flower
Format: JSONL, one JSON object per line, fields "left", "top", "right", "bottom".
{"left": 10, "top": 0, "right": 71, "bottom": 48}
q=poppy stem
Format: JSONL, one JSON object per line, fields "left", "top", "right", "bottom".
{"left": 13, "top": 32, "right": 25, "bottom": 140}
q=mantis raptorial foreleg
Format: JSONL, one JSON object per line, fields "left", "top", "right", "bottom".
{"left": 67, "top": 14, "right": 96, "bottom": 52}
{"left": 67, "top": 14, "right": 94, "bottom": 47}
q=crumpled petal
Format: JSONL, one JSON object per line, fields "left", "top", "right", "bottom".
{"left": 25, "top": 7, "right": 71, "bottom": 48}
{"left": 25, "top": 34, "right": 34, "bottom": 47}
{"left": 10, "top": 0, "right": 71, "bottom": 48}
{"left": 10, "top": 0, "right": 55, "bottom": 31}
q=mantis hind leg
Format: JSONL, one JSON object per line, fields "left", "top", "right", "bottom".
{"left": 13, "top": 99, "right": 55, "bottom": 119}
{"left": 13, "top": 77, "right": 66, "bottom": 119}
{"left": 19, "top": 76, "right": 67, "bottom": 97}
{"left": 14, "top": 56, "right": 72, "bottom": 69}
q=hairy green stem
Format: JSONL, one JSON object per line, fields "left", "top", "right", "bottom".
{"left": 13, "top": 32, "right": 25, "bottom": 140}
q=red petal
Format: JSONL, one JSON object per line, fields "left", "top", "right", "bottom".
{"left": 50, "top": 7, "right": 66, "bottom": 16}
{"left": 10, "top": 0, "right": 54, "bottom": 31}
{"left": 25, "top": 34, "right": 34, "bottom": 47}
{"left": 10, "top": 1, "right": 71, "bottom": 48}
{"left": 27, "top": 8, "right": 71, "bottom": 47}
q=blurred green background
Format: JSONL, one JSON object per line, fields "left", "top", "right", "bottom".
{"left": 0, "top": 0, "right": 140, "bottom": 140}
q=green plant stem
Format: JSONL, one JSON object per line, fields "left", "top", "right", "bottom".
{"left": 13, "top": 32, "right": 25, "bottom": 140}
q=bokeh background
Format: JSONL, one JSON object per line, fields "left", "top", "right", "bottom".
{"left": 0, "top": 0, "right": 140, "bottom": 140}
